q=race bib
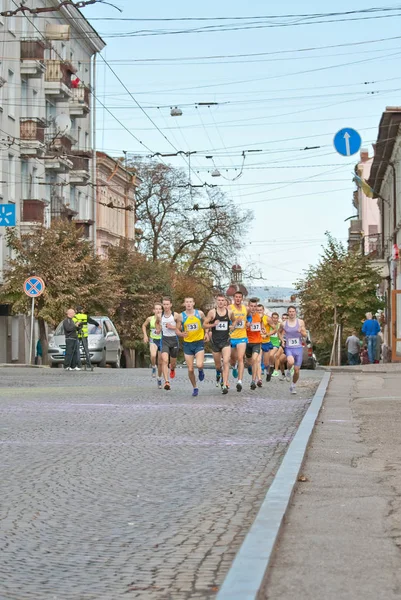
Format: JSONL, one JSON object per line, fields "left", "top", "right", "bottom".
{"left": 250, "top": 323, "right": 261, "bottom": 331}
{"left": 187, "top": 322, "right": 199, "bottom": 331}
{"left": 289, "top": 337, "right": 301, "bottom": 347}
{"left": 216, "top": 321, "right": 228, "bottom": 331}
{"left": 151, "top": 329, "right": 159, "bottom": 337}
{"left": 236, "top": 319, "right": 244, "bottom": 328}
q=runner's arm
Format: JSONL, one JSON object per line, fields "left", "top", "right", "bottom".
{"left": 299, "top": 319, "right": 307, "bottom": 338}
{"left": 174, "top": 313, "right": 187, "bottom": 338}
{"left": 203, "top": 309, "right": 216, "bottom": 329}
{"left": 141, "top": 317, "right": 151, "bottom": 342}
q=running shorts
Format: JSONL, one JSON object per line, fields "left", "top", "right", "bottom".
{"left": 284, "top": 347, "right": 303, "bottom": 367}
{"left": 262, "top": 342, "right": 274, "bottom": 352}
{"left": 183, "top": 340, "right": 205, "bottom": 356}
{"left": 150, "top": 337, "right": 162, "bottom": 351}
{"left": 246, "top": 343, "right": 261, "bottom": 358}
{"left": 230, "top": 337, "right": 248, "bottom": 348}
{"left": 211, "top": 339, "right": 231, "bottom": 353}
{"left": 161, "top": 336, "right": 179, "bottom": 359}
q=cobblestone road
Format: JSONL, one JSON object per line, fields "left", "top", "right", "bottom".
{"left": 1, "top": 367, "right": 323, "bottom": 600}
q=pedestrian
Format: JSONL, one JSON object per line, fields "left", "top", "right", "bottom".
{"left": 345, "top": 330, "right": 361, "bottom": 365}
{"left": 63, "top": 308, "right": 80, "bottom": 371}
{"left": 361, "top": 345, "right": 369, "bottom": 365}
{"left": 34, "top": 339, "right": 42, "bottom": 365}
{"left": 361, "top": 312, "right": 381, "bottom": 364}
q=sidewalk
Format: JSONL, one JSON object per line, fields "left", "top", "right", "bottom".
{"left": 263, "top": 369, "right": 401, "bottom": 599}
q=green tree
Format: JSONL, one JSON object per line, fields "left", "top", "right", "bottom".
{"left": 1, "top": 220, "right": 121, "bottom": 360}
{"left": 296, "top": 234, "right": 383, "bottom": 364}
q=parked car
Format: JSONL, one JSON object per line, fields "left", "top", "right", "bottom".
{"left": 302, "top": 330, "right": 317, "bottom": 370}
{"left": 48, "top": 316, "right": 121, "bottom": 368}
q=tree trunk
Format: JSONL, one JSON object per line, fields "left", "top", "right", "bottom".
{"left": 38, "top": 317, "right": 48, "bottom": 366}
{"left": 123, "top": 347, "right": 134, "bottom": 368}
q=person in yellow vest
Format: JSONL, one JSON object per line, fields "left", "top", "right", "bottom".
{"left": 176, "top": 297, "right": 206, "bottom": 397}
{"left": 73, "top": 306, "right": 100, "bottom": 371}
{"left": 142, "top": 303, "right": 163, "bottom": 388}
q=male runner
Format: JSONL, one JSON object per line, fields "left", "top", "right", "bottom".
{"left": 264, "top": 312, "right": 281, "bottom": 381}
{"left": 257, "top": 304, "right": 270, "bottom": 385}
{"left": 280, "top": 306, "right": 307, "bottom": 394}
{"left": 160, "top": 297, "right": 182, "bottom": 391}
{"left": 204, "top": 294, "right": 235, "bottom": 394}
{"left": 176, "top": 297, "right": 206, "bottom": 397}
{"left": 142, "top": 303, "right": 163, "bottom": 387}
{"left": 277, "top": 312, "right": 288, "bottom": 380}
{"left": 246, "top": 298, "right": 264, "bottom": 390}
{"left": 229, "top": 291, "right": 248, "bottom": 392}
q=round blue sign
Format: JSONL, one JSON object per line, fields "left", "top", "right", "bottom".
{"left": 24, "top": 276, "right": 45, "bottom": 297}
{"left": 333, "top": 128, "right": 362, "bottom": 157}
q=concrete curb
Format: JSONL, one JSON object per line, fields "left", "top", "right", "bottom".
{"left": 0, "top": 364, "right": 48, "bottom": 368}
{"left": 216, "top": 372, "right": 331, "bottom": 600}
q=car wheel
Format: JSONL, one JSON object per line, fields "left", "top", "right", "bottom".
{"left": 309, "top": 359, "right": 317, "bottom": 370}
{"left": 99, "top": 349, "right": 107, "bottom": 368}
{"left": 111, "top": 351, "right": 121, "bottom": 369}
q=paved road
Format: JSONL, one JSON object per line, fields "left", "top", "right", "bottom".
{"left": 0, "top": 367, "right": 323, "bottom": 600}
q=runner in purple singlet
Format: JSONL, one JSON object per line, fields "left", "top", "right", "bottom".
{"left": 280, "top": 306, "right": 307, "bottom": 394}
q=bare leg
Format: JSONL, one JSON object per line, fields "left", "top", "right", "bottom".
{"left": 236, "top": 343, "right": 246, "bottom": 381}
{"left": 149, "top": 343, "right": 158, "bottom": 368}
{"left": 293, "top": 365, "right": 300, "bottom": 384}
{"left": 185, "top": 354, "right": 196, "bottom": 388}
{"left": 221, "top": 346, "right": 231, "bottom": 387}
{"left": 161, "top": 351, "right": 169, "bottom": 383}
{"left": 252, "top": 351, "right": 259, "bottom": 380}
{"left": 195, "top": 349, "right": 205, "bottom": 372}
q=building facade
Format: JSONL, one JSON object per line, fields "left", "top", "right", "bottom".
{"left": 0, "top": 0, "right": 105, "bottom": 363}
{"left": 96, "top": 152, "right": 137, "bottom": 256}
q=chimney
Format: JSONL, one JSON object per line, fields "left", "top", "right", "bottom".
{"left": 360, "top": 148, "right": 369, "bottom": 162}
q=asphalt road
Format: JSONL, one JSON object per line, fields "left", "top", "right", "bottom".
{"left": 0, "top": 367, "right": 323, "bottom": 600}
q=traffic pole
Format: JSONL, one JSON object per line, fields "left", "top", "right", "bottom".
{"left": 29, "top": 296, "right": 34, "bottom": 365}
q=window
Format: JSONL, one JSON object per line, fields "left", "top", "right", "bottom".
{"left": 8, "top": 154, "right": 15, "bottom": 202}
{"left": 7, "top": 70, "right": 15, "bottom": 119}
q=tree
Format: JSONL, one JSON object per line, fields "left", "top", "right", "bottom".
{"left": 1, "top": 220, "right": 121, "bottom": 360}
{"left": 107, "top": 242, "right": 172, "bottom": 367}
{"left": 296, "top": 234, "right": 383, "bottom": 364}
{"left": 129, "top": 158, "right": 252, "bottom": 284}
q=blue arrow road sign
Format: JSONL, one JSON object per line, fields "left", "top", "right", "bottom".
{"left": 333, "top": 128, "right": 362, "bottom": 157}
{"left": 0, "top": 204, "right": 16, "bottom": 226}
{"left": 24, "top": 277, "right": 45, "bottom": 298}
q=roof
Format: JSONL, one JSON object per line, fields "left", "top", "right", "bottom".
{"left": 226, "top": 283, "right": 248, "bottom": 297}
{"left": 368, "top": 107, "right": 401, "bottom": 195}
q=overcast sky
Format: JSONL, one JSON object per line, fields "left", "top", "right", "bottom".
{"left": 82, "top": 0, "right": 401, "bottom": 286}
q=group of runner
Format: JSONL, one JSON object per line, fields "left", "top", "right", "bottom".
{"left": 142, "top": 292, "right": 307, "bottom": 397}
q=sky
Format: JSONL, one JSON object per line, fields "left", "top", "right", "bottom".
{"left": 80, "top": 0, "right": 401, "bottom": 287}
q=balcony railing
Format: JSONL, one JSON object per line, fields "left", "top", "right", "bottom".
{"left": 20, "top": 118, "right": 45, "bottom": 144}
{"left": 71, "top": 85, "right": 90, "bottom": 105}
{"left": 46, "top": 134, "right": 73, "bottom": 154}
{"left": 45, "top": 60, "right": 75, "bottom": 88}
{"left": 22, "top": 200, "right": 45, "bottom": 223}
{"left": 20, "top": 39, "right": 46, "bottom": 61}
{"left": 71, "top": 153, "right": 89, "bottom": 171}
{"left": 364, "top": 234, "right": 384, "bottom": 259}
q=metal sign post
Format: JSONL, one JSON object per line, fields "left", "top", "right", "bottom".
{"left": 23, "top": 277, "right": 45, "bottom": 365}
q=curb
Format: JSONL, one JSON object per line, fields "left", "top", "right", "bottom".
{"left": 0, "top": 364, "right": 48, "bottom": 368}
{"left": 216, "top": 371, "right": 331, "bottom": 600}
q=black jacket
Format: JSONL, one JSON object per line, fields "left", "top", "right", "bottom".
{"left": 63, "top": 317, "right": 78, "bottom": 339}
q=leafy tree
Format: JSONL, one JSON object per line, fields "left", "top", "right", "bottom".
{"left": 1, "top": 220, "right": 121, "bottom": 360}
{"left": 296, "top": 234, "right": 383, "bottom": 364}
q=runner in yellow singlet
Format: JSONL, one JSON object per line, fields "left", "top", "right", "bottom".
{"left": 142, "top": 303, "right": 163, "bottom": 388}
{"left": 229, "top": 291, "right": 248, "bottom": 392}
{"left": 176, "top": 297, "right": 206, "bottom": 397}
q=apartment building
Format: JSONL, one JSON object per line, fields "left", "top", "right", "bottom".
{"left": 0, "top": 0, "right": 105, "bottom": 362}
{"left": 96, "top": 152, "right": 137, "bottom": 256}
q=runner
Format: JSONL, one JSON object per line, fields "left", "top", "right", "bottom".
{"left": 142, "top": 303, "right": 163, "bottom": 387}
{"left": 280, "top": 306, "right": 307, "bottom": 394}
{"left": 264, "top": 312, "right": 281, "bottom": 381}
{"left": 160, "top": 297, "right": 182, "bottom": 391}
{"left": 204, "top": 294, "right": 235, "bottom": 395}
{"left": 176, "top": 297, "right": 206, "bottom": 397}
{"left": 258, "top": 304, "right": 270, "bottom": 385}
{"left": 246, "top": 298, "right": 264, "bottom": 390}
{"left": 229, "top": 291, "right": 248, "bottom": 392}
{"left": 277, "top": 312, "right": 288, "bottom": 380}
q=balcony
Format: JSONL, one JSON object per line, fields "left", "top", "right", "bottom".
{"left": 74, "top": 219, "right": 93, "bottom": 239}
{"left": 44, "top": 156, "right": 73, "bottom": 172}
{"left": 50, "top": 195, "right": 77, "bottom": 221}
{"left": 21, "top": 199, "right": 45, "bottom": 224}
{"left": 20, "top": 118, "right": 46, "bottom": 157}
{"left": 44, "top": 60, "right": 76, "bottom": 100}
{"left": 20, "top": 39, "right": 46, "bottom": 78}
{"left": 70, "top": 152, "right": 90, "bottom": 185}
{"left": 364, "top": 233, "right": 388, "bottom": 277}
{"left": 46, "top": 133, "right": 75, "bottom": 155}
{"left": 70, "top": 85, "right": 90, "bottom": 117}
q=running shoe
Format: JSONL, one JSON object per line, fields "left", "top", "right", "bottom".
{"left": 222, "top": 385, "right": 228, "bottom": 395}
{"left": 198, "top": 369, "right": 205, "bottom": 382}
{"left": 290, "top": 384, "right": 297, "bottom": 395}
{"left": 279, "top": 372, "right": 286, "bottom": 381}
{"left": 247, "top": 365, "right": 253, "bottom": 376}
{"left": 192, "top": 387, "right": 199, "bottom": 397}
{"left": 152, "top": 366, "right": 156, "bottom": 378}
{"left": 232, "top": 367, "right": 238, "bottom": 379}
{"left": 64, "top": 367, "right": 71, "bottom": 371}
{"left": 257, "top": 379, "right": 263, "bottom": 388}
{"left": 250, "top": 380, "right": 256, "bottom": 390}
{"left": 74, "top": 367, "right": 81, "bottom": 371}
{"left": 157, "top": 378, "right": 162, "bottom": 389}
{"left": 266, "top": 370, "right": 272, "bottom": 382}
{"left": 236, "top": 381, "right": 242, "bottom": 392}
{"left": 285, "top": 369, "right": 291, "bottom": 382}
{"left": 272, "top": 370, "right": 280, "bottom": 377}
{"left": 170, "top": 368, "right": 176, "bottom": 379}
{"left": 164, "top": 381, "right": 171, "bottom": 391}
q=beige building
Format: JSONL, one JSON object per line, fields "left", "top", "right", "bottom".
{"left": 96, "top": 152, "right": 137, "bottom": 256}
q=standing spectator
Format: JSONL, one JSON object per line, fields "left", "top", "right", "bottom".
{"left": 361, "top": 312, "right": 381, "bottom": 364}
{"left": 346, "top": 330, "right": 361, "bottom": 365}
{"left": 34, "top": 339, "right": 42, "bottom": 365}
{"left": 63, "top": 309, "right": 80, "bottom": 371}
